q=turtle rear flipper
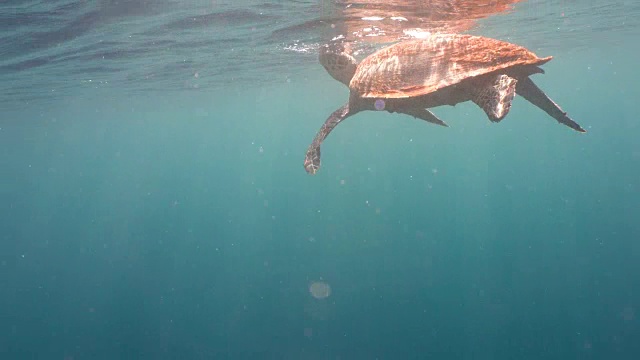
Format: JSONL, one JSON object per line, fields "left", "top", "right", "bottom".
{"left": 515, "top": 77, "right": 586, "bottom": 132}
{"left": 469, "top": 74, "right": 517, "bottom": 122}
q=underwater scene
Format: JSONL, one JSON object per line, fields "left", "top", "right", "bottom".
{"left": 1, "top": 0, "right": 640, "bottom": 359}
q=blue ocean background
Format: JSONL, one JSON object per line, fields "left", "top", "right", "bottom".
{"left": 1, "top": 1, "right": 639, "bottom": 359}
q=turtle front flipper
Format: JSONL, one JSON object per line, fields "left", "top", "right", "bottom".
{"left": 304, "top": 103, "right": 354, "bottom": 175}
{"left": 515, "top": 76, "right": 586, "bottom": 132}
{"left": 396, "top": 107, "right": 449, "bottom": 127}
{"left": 469, "top": 74, "right": 517, "bottom": 122}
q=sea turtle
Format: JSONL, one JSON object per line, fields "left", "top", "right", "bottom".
{"left": 303, "top": 33, "right": 585, "bottom": 175}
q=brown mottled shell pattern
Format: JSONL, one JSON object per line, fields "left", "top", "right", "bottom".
{"left": 350, "top": 34, "right": 552, "bottom": 99}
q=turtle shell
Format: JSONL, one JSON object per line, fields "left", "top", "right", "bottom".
{"left": 349, "top": 34, "right": 552, "bottom": 99}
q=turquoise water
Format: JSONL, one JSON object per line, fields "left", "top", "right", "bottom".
{"left": 2, "top": 1, "right": 640, "bottom": 359}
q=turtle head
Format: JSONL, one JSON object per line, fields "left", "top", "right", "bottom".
{"left": 319, "top": 42, "right": 358, "bottom": 87}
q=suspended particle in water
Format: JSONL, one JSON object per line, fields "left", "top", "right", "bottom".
{"left": 309, "top": 281, "right": 331, "bottom": 299}
{"left": 374, "top": 99, "right": 385, "bottom": 111}
{"left": 621, "top": 306, "right": 635, "bottom": 321}
{"left": 304, "top": 327, "right": 313, "bottom": 338}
